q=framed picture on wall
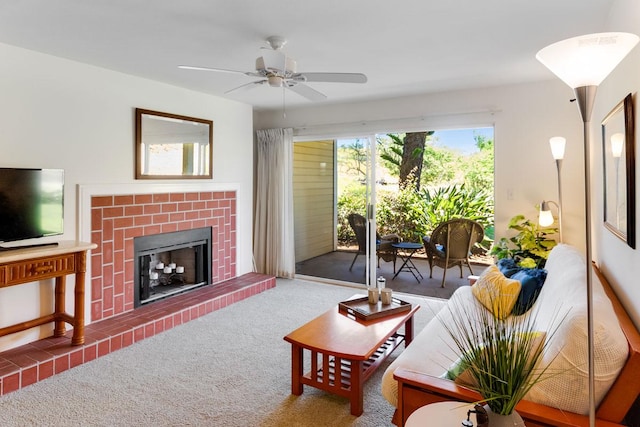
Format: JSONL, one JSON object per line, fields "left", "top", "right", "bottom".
{"left": 601, "top": 93, "right": 635, "bottom": 249}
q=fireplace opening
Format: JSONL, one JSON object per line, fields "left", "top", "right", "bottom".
{"left": 134, "top": 227, "right": 212, "bottom": 307}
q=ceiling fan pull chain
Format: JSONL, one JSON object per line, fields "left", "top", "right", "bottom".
{"left": 282, "top": 86, "right": 287, "bottom": 119}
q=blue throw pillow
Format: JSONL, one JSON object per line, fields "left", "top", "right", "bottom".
{"left": 511, "top": 268, "right": 547, "bottom": 315}
{"left": 497, "top": 258, "right": 521, "bottom": 278}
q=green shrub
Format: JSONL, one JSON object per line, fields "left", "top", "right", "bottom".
{"left": 338, "top": 183, "right": 494, "bottom": 249}
{"left": 337, "top": 184, "right": 367, "bottom": 245}
{"left": 419, "top": 184, "right": 494, "bottom": 249}
{"left": 377, "top": 187, "right": 428, "bottom": 242}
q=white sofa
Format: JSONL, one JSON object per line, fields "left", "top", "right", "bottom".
{"left": 381, "top": 243, "right": 631, "bottom": 421}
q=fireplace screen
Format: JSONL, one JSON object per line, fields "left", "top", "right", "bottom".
{"left": 134, "top": 228, "right": 212, "bottom": 307}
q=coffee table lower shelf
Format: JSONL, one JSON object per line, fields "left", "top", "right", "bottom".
{"left": 292, "top": 332, "right": 406, "bottom": 415}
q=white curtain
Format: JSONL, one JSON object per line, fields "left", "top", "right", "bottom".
{"left": 254, "top": 128, "right": 296, "bottom": 278}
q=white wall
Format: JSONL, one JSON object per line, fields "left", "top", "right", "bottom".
{"left": 592, "top": 0, "right": 640, "bottom": 326}
{"left": 0, "top": 43, "right": 254, "bottom": 351}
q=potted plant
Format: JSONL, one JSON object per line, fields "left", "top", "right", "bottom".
{"left": 440, "top": 293, "right": 563, "bottom": 426}
{"left": 490, "top": 214, "right": 558, "bottom": 268}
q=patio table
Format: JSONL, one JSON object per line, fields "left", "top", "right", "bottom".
{"left": 392, "top": 242, "right": 424, "bottom": 283}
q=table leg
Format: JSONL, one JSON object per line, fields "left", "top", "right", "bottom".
{"left": 405, "top": 314, "right": 415, "bottom": 346}
{"left": 392, "top": 251, "right": 412, "bottom": 280}
{"left": 291, "top": 344, "right": 303, "bottom": 395}
{"left": 392, "top": 249, "right": 423, "bottom": 283}
{"left": 349, "top": 359, "right": 364, "bottom": 416}
{"left": 71, "top": 251, "right": 87, "bottom": 345}
{"left": 54, "top": 276, "right": 66, "bottom": 337}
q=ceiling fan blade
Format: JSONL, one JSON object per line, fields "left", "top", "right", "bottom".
{"left": 178, "top": 65, "right": 261, "bottom": 78}
{"left": 287, "top": 83, "right": 327, "bottom": 102}
{"left": 225, "top": 80, "right": 266, "bottom": 94}
{"left": 295, "top": 72, "right": 367, "bottom": 84}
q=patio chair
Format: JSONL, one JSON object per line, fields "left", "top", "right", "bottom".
{"left": 422, "top": 218, "right": 484, "bottom": 287}
{"left": 347, "top": 213, "right": 400, "bottom": 271}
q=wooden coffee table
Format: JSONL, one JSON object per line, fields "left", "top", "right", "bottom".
{"left": 283, "top": 297, "right": 420, "bottom": 416}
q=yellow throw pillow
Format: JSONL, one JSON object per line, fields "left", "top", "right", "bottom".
{"left": 472, "top": 265, "right": 521, "bottom": 319}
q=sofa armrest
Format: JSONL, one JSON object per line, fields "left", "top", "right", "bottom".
{"left": 393, "top": 368, "right": 623, "bottom": 427}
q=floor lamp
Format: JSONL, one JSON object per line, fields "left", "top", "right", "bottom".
{"left": 536, "top": 32, "right": 639, "bottom": 427}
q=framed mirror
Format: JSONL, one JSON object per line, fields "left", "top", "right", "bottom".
{"left": 135, "top": 108, "right": 213, "bottom": 179}
{"left": 601, "top": 93, "right": 635, "bottom": 248}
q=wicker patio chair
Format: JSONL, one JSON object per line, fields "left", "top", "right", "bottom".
{"left": 347, "top": 213, "right": 400, "bottom": 272}
{"left": 422, "top": 218, "right": 484, "bottom": 287}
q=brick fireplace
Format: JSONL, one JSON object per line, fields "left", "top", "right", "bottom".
{"left": 90, "top": 190, "right": 237, "bottom": 322}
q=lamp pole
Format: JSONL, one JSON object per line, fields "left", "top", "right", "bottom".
{"left": 574, "top": 85, "right": 597, "bottom": 424}
{"left": 555, "top": 158, "right": 564, "bottom": 242}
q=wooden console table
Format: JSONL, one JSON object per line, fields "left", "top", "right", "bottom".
{"left": 0, "top": 241, "right": 97, "bottom": 345}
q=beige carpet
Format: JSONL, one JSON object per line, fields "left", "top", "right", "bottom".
{"left": 0, "top": 278, "right": 446, "bottom": 427}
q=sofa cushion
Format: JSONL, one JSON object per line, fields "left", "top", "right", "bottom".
{"left": 497, "top": 257, "right": 521, "bottom": 277}
{"left": 518, "top": 244, "right": 628, "bottom": 414}
{"left": 471, "top": 265, "right": 521, "bottom": 319}
{"left": 381, "top": 287, "right": 479, "bottom": 407}
{"left": 510, "top": 268, "right": 547, "bottom": 315}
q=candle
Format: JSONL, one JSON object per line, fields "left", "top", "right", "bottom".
{"left": 176, "top": 266, "right": 184, "bottom": 274}
{"left": 150, "top": 272, "right": 159, "bottom": 280}
{"left": 155, "top": 262, "right": 164, "bottom": 270}
{"left": 168, "top": 263, "right": 177, "bottom": 269}
{"left": 163, "top": 267, "right": 172, "bottom": 274}
{"left": 381, "top": 288, "right": 393, "bottom": 305}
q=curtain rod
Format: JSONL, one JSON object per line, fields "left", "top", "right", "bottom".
{"left": 291, "top": 107, "right": 501, "bottom": 135}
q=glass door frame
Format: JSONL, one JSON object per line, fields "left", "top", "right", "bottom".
{"left": 365, "top": 135, "right": 378, "bottom": 288}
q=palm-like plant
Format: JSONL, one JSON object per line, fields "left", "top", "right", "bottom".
{"left": 441, "top": 298, "right": 564, "bottom": 416}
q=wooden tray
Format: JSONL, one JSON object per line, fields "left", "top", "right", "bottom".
{"left": 338, "top": 296, "right": 412, "bottom": 321}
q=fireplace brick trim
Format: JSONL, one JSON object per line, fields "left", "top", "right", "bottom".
{"left": 91, "top": 191, "right": 237, "bottom": 322}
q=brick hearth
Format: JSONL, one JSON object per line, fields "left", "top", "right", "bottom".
{"left": 0, "top": 273, "right": 275, "bottom": 396}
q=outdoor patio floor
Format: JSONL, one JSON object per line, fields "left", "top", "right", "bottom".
{"left": 295, "top": 249, "right": 491, "bottom": 299}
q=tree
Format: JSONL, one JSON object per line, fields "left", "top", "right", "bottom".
{"left": 378, "top": 134, "right": 403, "bottom": 176}
{"left": 400, "top": 132, "right": 432, "bottom": 190}
{"left": 420, "top": 144, "right": 457, "bottom": 187}
{"left": 339, "top": 139, "right": 368, "bottom": 180}
{"left": 463, "top": 133, "right": 494, "bottom": 191}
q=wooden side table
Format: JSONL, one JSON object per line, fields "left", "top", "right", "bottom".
{"left": 0, "top": 241, "right": 97, "bottom": 345}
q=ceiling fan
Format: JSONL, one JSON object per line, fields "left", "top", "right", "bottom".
{"left": 178, "top": 36, "right": 367, "bottom": 102}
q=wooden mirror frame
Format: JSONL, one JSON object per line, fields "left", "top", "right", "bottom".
{"left": 601, "top": 93, "right": 635, "bottom": 248}
{"left": 135, "top": 108, "right": 213, "bottom": 179}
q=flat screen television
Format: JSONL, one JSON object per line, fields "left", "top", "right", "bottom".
{"left": 0, "top": 168, "right": 64, "bottom": 245}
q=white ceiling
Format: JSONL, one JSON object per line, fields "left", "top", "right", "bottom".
{"left": 0, "top": 0, "right": 616, "bottom": 111}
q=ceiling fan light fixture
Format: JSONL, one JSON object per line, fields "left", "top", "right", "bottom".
{"left": 267, "top": 75, "right": 284, "bottom": 87}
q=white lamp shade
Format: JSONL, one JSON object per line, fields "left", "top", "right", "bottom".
{"left": 536, "top": 32, "right": 639, "bottom": 88}
{"left": 611, "top": 133, "right": 625, "bottom": 158}
{"left": 539, "top": 208, "right": 554, "bottom": 227}
{"left": 549, "top": 136, "right": 566, "bottom": 160}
